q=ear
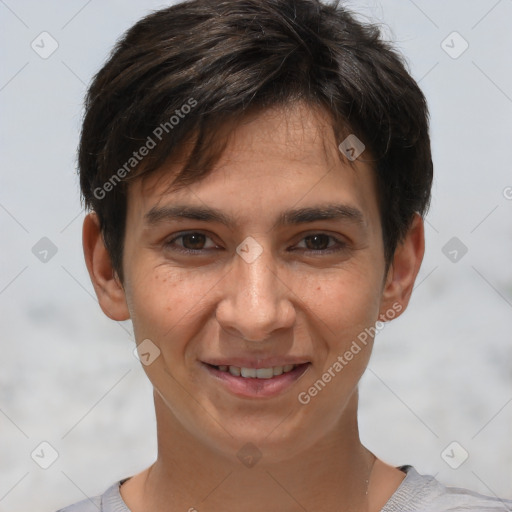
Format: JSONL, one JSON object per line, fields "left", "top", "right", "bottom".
{"left": 378, "top": 213, "right": 425, "bottom": 321}
{"left": 82, "top": 212, "right": 130, "bottom": 321}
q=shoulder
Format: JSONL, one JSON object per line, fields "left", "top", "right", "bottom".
{"left": 56, "top": 496, "right": 101, "bottom": 512}
{"left": 56, "top": 480, "right": 127, "bottom": 512}
{"left": 382, "top": 465, "right": 512, "bottom": 512}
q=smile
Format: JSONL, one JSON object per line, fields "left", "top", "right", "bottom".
{"left": 214, "top": 364, "right": 297, "bottom": 379}
{"left": 202, "top": 362, "right": 311, "bottom": 398}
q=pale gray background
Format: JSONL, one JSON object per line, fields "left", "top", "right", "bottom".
{"left": 1, "top": 1, "right": 511, "bottom": 510}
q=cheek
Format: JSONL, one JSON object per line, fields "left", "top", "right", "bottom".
{"left": 126, "top": 268, "right": 219, "bottom": 395}
{"left": 293, "top": 271, "right": 380, "bottom": 425}
{"left": 298, "top": 265, "right": 383, "bottom": 338}
{"left": 126, "top": 265, "right": 213, "bottom": 344}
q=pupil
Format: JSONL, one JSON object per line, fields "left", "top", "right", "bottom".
{"left": 183, "top": 233, "right": 205, "bottom": 249}
{"left": 306, "top": 234, "right": 329, "bottom": 250}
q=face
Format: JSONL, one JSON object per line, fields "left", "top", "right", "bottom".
{"left": 95, "top": 104, "right": 413, "bottom": 463}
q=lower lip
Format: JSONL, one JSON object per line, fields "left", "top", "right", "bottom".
{"left": 202, "top": 363, "right": 311, "bottom": 398}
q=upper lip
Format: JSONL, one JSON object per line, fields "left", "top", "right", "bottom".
{"left": 202, "top": 358, "right": 311, "bottom": 369}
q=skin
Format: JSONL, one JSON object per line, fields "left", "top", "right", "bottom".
{"left": 84, "top": 103, "right": 424, "bottom": 511}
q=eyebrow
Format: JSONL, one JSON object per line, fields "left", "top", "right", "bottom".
{"left": 144, "top": 203, "right": 365, "bottom": 228}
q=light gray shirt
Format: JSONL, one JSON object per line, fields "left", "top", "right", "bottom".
{"left": 57, "top": 465, "right": 512, "bottom": 511}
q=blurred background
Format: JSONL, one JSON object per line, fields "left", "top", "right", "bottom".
{"left": 1, "top": 0, "right": 511, "bottom": 510}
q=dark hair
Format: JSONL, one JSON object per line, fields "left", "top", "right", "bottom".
{"left": 79, "top": 0, "right": 433, "bottom": 280}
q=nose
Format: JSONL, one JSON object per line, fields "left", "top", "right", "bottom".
{"left": 215, "top": 243, "right": 296, "bottom": 342}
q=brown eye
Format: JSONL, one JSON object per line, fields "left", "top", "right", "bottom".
{"left": 292, "top": 233, "right": 347, "bottom": 255}
{"left": 181, "top": 233, "right": 207, "bottom": 250}
{"left": 304, "top": 234, "right": 331, "bottom": 250}
{"left": 164, "top": 232, "right": 218, "bottom": 254}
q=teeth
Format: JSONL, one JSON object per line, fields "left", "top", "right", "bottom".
{"left": 241, "top": 367, "right": 257, "bottom": 378}
{"left": 228, "top": 366, "right": 241, "bottom": 376}
{"left": 255, "top": 368, "right": 273, "bottom": 379}
{"left": 218, "top": 364, "right": 298, "bottom": 379}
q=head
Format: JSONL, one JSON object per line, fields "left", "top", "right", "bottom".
{"left": 81, "top": 0, "right": 432, "bottom": 463}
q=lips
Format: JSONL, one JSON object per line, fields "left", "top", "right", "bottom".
{"left": 201, "top": 361, "right": 311, "bottom": 398}
{"left": 210, "top": 363, "right": 297, "bottom": 379}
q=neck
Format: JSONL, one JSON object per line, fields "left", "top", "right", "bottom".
{"left": 124, "top": 390, "right": 379, "bottom": 512}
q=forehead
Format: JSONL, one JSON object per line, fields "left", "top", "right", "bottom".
{"left": 127, "top": 103, "right": 379, "bottom": 228}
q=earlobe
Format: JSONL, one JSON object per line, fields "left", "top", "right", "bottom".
{"left": 82, "top": 212, "right": 130, "bottom": 321}
{"left": 379, "top": 213, "right": 425, "bottom": 321}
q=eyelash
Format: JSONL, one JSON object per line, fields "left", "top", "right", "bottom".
{"left": 164, "top": 231, "right": 348, "bottom": 256}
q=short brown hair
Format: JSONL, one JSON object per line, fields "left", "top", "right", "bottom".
{"left": 79, "top": 0, "right": 433, "bottom": 280}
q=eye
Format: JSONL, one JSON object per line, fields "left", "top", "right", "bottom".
{"left": 163, "top": 231, "right": 347, "bottom": 256}
{"left": 164, "top": 232, "right": 219, "bottom": 254}
{"left": 293, "top": 233, "right": 347, "bottom": 254}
